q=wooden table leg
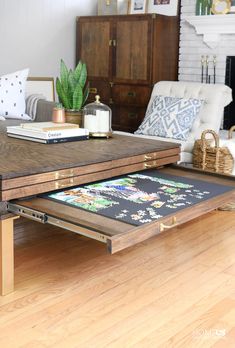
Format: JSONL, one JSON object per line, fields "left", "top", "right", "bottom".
{"left": 0, "top": 217, "right": 18, "bottom": 296}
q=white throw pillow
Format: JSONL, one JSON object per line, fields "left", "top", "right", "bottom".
{"left": 135, "top": 95, "right": 204, "bottom": 141}
{"left": 0, "top": 69, "right": 31, "bottom": 120}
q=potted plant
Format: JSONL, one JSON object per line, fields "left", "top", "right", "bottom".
{"left": 56, "top": 59, "right": 89, "bottom": 126}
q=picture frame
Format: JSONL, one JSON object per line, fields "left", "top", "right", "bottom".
{"left": 230, "top": 0, "right": 235, "bottom": 13}
{"left": 98, "top": 0, "right": 118, "bottom": 15}
{"left": 128, "top": 0, "right": 148, "bottom": 14}
{"left": 26, "top": 77, "right": 55, "bottom": 102}
{"left": 117, "top": 0, "right": 130, "bottom": 14}
{"left": 148, "top": 0, "right": 179, "bottom": 16}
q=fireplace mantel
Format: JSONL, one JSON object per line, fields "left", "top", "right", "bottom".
{"left": 185, "top": 15, "right": 235, "bottom": 49}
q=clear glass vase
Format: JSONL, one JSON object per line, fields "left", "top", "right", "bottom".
{"left": 196, "top": 0, "right": 212, "bottom": 15}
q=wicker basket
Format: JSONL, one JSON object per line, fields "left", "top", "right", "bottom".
{"left": 228, "top": 125, "right": 235, "bottom": 140}
{"left": 193, "top": 129, "right": 234, "bottom": 174}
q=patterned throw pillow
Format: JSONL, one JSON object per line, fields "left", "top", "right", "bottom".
{"left": 0, "top": 69, "right": 31, "bottom": 120}
{"left": 135, "top": 95, "right": 204, "bottom": 141}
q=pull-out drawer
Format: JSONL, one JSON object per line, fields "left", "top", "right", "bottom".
{"left": 112, "top": 85, "right": 151, "bottom": 106}
{"left": 8, "top": 166, "right": 235, "bottom": 254}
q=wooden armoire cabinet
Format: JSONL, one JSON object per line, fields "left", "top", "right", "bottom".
{"left": 76, "top": 14, "right": 179, "bottom": 133}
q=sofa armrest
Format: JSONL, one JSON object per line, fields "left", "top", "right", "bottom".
{"left": 34, "top": 100, "right": 56, "bottom": 122}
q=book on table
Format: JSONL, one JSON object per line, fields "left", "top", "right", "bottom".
{"left": 7, "top": 133, "right": 89, "bottom": 144}
{"left": 7, "top": 122, "right": 89, "bottom": 142}
{"left": 7, "top": 122, "right": 89, "bottom": 139}
{"left": 20, "top": 122, "right": 80, "bottom": 131}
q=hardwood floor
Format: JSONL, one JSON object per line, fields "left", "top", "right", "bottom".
{"left": 0, "top": 211, "right": 235, "bottom": 348}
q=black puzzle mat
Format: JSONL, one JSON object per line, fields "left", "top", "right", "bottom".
{"left": 42, "top": 170, "right": 234, "bottom": 226}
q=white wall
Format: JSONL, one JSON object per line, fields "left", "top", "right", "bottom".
{"left": 0, "top": 0, "right": 96, "bottom": 78}
{"left": 179, "top": 0, "right": 235, "bottom": 83}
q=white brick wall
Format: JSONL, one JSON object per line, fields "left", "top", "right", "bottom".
{"left": 179, "top": 0, "right": 235, "bottom": 83}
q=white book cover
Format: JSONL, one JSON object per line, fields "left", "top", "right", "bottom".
{"left": 7, "top": 125, "right": 89, "bottom": 139}
{"left": 8, "top": 133, "right": 89, "bottom": 143}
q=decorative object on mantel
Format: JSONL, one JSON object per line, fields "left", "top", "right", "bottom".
{"left": 231, "top": 0, "right": 235, "bottom": 13}
{"left": 56, "top": 59, "right": 89, "bottom": 126}
{"left": 117, "top": 0, "right": 129, "bottom": 14}
{"left": 211, "top": 0, "right": 230, "bottom": 14}
{"left": 98, "top": 0, "right": 118, "bottom": 15}
{"left": 83, "top": 95, "right": 112, "bottom": 138}
{"left": 200, "top": 55, "right": 217, "bottom": 83}
{"left": 147, "top": 0, "right": 179, "bottom": 16}
{"left": 184, "top": 14, "right": 235, "bottom": 48}
{"left": 128, "top": 0, "right": 148, "bottom": 14}
{"left": 193, "top": 129, "right": 234, "bottom": 174}
{"left": 196, "top": 0, "right": 212, "bottom": 15}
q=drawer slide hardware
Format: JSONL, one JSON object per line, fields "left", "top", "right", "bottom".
{"left": 7, "top": 203, "right": 108, "bottom": 244}
{"left": 47, "top": 216, "right": 108, "bottom": 243}
{"left": 7, "top": 203, "right": 47, "bottom": 223}
{"left": 160, "top": 217, "right": 178, "bottom": 232}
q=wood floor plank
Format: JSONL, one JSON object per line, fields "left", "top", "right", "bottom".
{"left": 103, "top": 279, "right": 235, "bottom": 348}
{"left": 0, "top": 212, "right": 235, "bottom": 347}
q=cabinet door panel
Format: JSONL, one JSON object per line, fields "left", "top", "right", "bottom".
{"left": 78, "top": 20, "right": 111, "bottom": 79}
{"left": 114, "top": 18, "right": 151, "bottom": 84}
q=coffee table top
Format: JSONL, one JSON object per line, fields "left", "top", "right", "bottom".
{"left": 0, "top": 133, "right": 180, "bottom": 180}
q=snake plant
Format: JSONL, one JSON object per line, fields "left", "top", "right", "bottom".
{"left": 56, "top": 59, "right": 89, "bottom": 110}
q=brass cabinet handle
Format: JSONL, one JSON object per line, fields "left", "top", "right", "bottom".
{"left": 127, "top": 91, "right": 136, "bottom": 97}
{"left": 109, "top": 40, "right": 116, "bottom": 47}
{"left": 128, "top": 113, "right": 138, "bottom": 119}
{"left": 144, "top": 162, "right": 156, "bottom": 169}
{"left": 160, "top": 217, "right": 178, "bottom": 232}
{"left": 89, "top": 87, "right": 98, "bottom": 94}
{"left": 55, "top": 179, "right": 74, "bottom": 190}
{"left": 55, "top": 170, "right": 74, "bottom": 179}
{"left": 145, "top": 155, "right": 153, "bottom": 160}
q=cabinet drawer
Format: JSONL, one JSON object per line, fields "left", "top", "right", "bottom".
{"left": 112, "top": 85, "right": 151, "bottom": 106}
{"left": 112, "top": 106, "right": 146, "bottom": 133}
{"left": 8, "top": 166, "right": 235, "bottom": 254}
{"left": 87, "top": 80, "right": 111, "bottom": 102}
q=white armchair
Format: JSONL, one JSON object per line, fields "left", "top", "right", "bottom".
{"left": 117, "top": 81, "right": 233, "bottom": 163}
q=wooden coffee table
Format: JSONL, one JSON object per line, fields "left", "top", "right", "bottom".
{"left": 0, "top": 133, "right": 180, "bottom": 295}
{"left": 1, "top": 133, "right": 235, "bottom": 296}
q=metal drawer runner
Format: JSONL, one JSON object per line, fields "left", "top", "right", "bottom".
{"left": 7, "top": 202, "right": 109, "bottom": 244}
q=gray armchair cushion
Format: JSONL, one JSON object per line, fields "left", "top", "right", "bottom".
{"left": 34, "top": 100, "right": 56, "bottom": 122}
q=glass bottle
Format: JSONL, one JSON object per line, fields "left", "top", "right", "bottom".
{"left": 196, "top": 0, "right": 205, "bottom": 15}
{"left": 205, "top": 0, "right": 212, "bottom": 15}
{"left": 196, "top": 0, "right": 202, "bottom": 15}
{"left": 196, "top": 0, "right": 212, "bottom": 15}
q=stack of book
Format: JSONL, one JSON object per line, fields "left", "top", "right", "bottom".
{"left": 7, "top": 122, "right": 89, "bottom": 144}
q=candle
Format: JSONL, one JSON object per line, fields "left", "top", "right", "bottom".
{"left": 84, "top": 114, "right": 98, "bottom": 133}
{"left": 97, "top": 110, "right": 110, "bottom": 132}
